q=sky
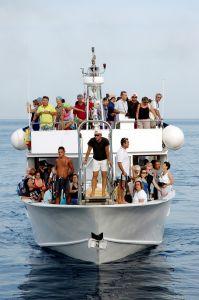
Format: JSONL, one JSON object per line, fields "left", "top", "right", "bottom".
{"left": 0, "top": 0, "right": 198, "bottom": 119}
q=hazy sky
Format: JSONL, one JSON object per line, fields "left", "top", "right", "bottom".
{"left": 0, "top": 0, "right": 198, "bottom": 119}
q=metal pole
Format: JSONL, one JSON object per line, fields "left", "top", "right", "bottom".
{"left": 161, "top": 79, "right": 165, "bottom": 121}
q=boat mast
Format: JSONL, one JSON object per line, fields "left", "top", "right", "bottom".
{"left": 81, "top": 47, "right": 106, "bottom": 129}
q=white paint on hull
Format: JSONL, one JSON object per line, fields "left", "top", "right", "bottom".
{"left": 23, "top": 197, "right": 173, "bottom": 264}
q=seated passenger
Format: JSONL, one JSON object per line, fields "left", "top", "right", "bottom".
{"left": 36, "top": 96, "right": 56, "bottom": 130}
{"left": 131, "top": 165, "right": 141, "bottom": 182}
{"left": 133, "top": 180, "right": 147, "bottom": 204}
{"left": 38, "top": 161, "right": 49, "bottom": 184}
{"left": 43, "top": 185, "right": 53, "bottom": 203}
{"left": 69, "top": 174, "right": 79, "bottom": 205}
{"left": 136, "top": 97, "right": 157, "bottom": 129}
{"left": 140, "top": 167, "right": 149, "bottom": 197}
{"left": 48, "top": 166, "right": 56, "bottom": 184}
{"left": 25, "top": 167, "right": 36, "bottom": 179}
{"left": 34, "top": 171, "right": 46, "bottom": 198}
{"left": 62, "top": 103, "right": 75, "bottom": 130}
{"left": 24, "top": 178, "right": 42, "bottom": 202}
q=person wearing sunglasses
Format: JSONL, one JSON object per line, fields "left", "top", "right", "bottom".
{"left": 127, "top": 93, "right": 139, "bottom": 119}
{"left": 150, "top": 93, "right": 163, "bottom": 127}
{"left": 84, "top": 130, "right": 111, "bottom": 197}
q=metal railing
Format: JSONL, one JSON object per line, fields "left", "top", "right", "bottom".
{"left": 28, "top": 118, "right": 166, "bottom": 132}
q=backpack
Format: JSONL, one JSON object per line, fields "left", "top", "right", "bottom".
{"left": 17, "top": 179, "right": 27, "bottom": 196}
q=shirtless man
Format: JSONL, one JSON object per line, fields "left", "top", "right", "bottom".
{"left": 55, "top": 146, "right": 74, "bottom": 204}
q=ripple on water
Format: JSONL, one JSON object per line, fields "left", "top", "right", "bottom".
{"left": 0, "top": 120, "right": 199, "bottom": 299}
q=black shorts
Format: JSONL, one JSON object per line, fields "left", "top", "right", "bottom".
{"left": 55, "top": 177, "right": 70, "bottom": 197}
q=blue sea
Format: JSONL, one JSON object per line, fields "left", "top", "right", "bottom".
{"left": 0, "top": 119, "right": 198, "bottom": 300}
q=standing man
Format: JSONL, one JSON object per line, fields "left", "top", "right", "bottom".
{"left": 55, "top": 96, "right": 63, "bottom": 129}
{"left": 151, "top": 93, "right": 163, "bottom": 120}
{"left": 107, "top": 95, "right": 120, "bottom": 128}
{"left": 127, "top": 93, "right": 139, "bottom": 119}
{"left": 73, "top": 94, "right": 86, "bottom": 124}
{"left": 102, "top": 97, "right": 109, "bottom": 121}
{"left": 115, "top": 91, "right": 128, "bottom": 121}
{"left": 84, "top": 130, "right": 111, "bottom": 197}
{"left": 116, "top": 138, "right": 130, "bottom": 204}
{"left": 36, "top": 96, "right": 56, "bottom": 130}
{"left": 55, "top": 146, "right": 74, "bottom": 204}
{"left": 73, "top": 94, "right": 93, "bottom": 124}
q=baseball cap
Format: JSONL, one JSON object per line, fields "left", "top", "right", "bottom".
{"left": 37, "top": 97, "right": 42, "bottom": 102}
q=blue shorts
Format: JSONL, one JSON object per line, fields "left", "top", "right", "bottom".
{"left": 55, "top": 177, "right": 70, "bottom": 197}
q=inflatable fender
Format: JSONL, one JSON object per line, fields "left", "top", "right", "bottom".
{"left": 10, "top": 128, "right": 27, "bottom": 150}
{"left": 163, "top": 125, "right": 184, "bottom": 150}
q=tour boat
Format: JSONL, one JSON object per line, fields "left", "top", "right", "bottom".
{"left": 11, "top": 48, "right": 184, "bottom": 264}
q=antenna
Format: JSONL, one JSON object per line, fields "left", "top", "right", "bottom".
{"left": 161, "top": 79, "right": 165, "bottom": 120}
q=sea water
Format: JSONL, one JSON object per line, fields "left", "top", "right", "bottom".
{"left": 0, "top": 119, "right": 198, "bottom": 300}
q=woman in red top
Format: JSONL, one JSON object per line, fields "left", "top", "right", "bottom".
{"left": 34, "top": 171, "right": 46, "bottom": 198}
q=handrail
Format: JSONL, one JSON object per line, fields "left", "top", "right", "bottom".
{"left": 77, "top": 120, "right": 113, "bottom": 203}
{"left": 28, "top": 118, "right": 164, "bottom": 131}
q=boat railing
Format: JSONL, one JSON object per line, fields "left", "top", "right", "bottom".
{"left": 28, "top": 119, "right": 165, "bottom": 131}
{"left": 82, "top": 157, "right": 93, "bottom": 199}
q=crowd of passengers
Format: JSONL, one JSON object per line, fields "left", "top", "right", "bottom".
{"left": 20, "top": 144, "right": 174, "bottom": 205}
{"left": 27, "top": 91, "right": 163, "bottom": 131}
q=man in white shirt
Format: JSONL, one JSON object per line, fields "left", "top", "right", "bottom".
{"left": 151, "top": 93, "right": 163, "bottom": 119}
{"left": 115, "top": 91, "right": 128, "bottom": 122}
{"left": 116, "top": 137, "right": 130, "bottom": 203}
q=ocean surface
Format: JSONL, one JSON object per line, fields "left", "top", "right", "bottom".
{"left": 0, "top": 119, "right": 198, "bottom": 300}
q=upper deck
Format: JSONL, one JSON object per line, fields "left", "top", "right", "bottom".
{"left": 29, "top": 126, "right": 166, "bottom": 157}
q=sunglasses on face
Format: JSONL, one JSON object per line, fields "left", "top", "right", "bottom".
{"left": 95, "top": 134, "right": 100, "bottom": 137}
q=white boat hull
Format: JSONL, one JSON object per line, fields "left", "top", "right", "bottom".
{"left": 23, "top": 196, "right": 172, "bottom": 264}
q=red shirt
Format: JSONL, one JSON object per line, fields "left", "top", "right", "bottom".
{"left": 73, "top": 102, "right": 94, "bottom": 120}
